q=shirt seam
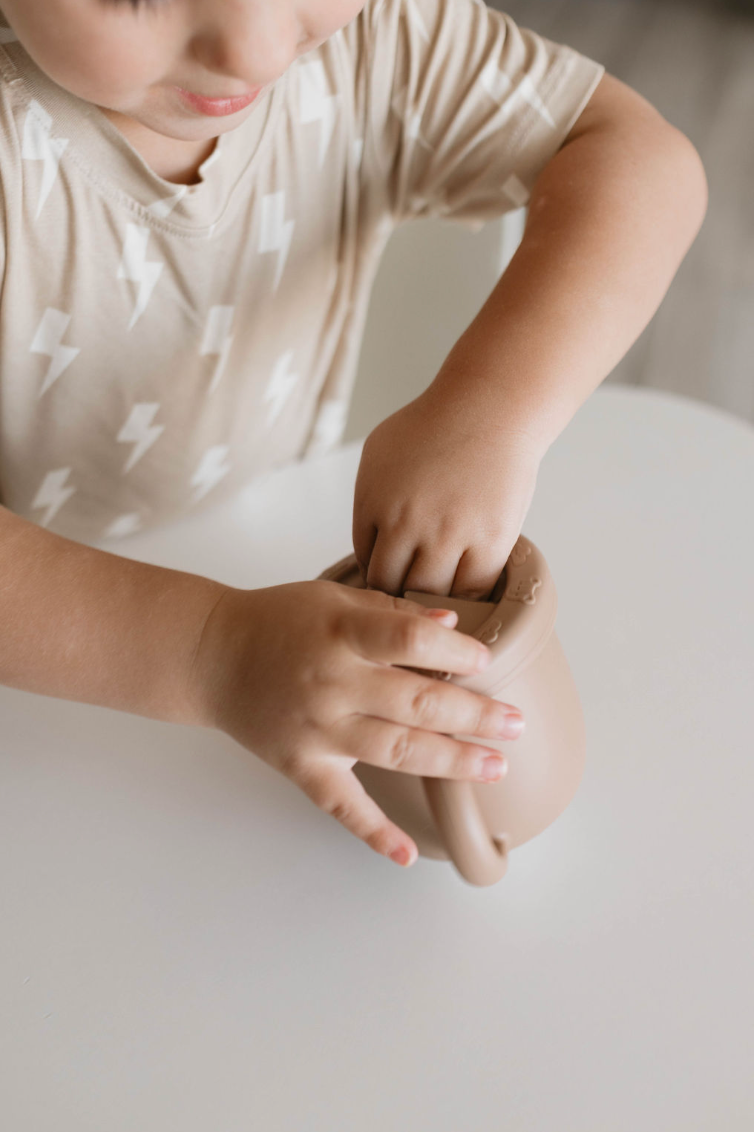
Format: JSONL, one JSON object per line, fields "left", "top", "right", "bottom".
{"left": 503, "top": 50, "right": 605, "bottom": 180}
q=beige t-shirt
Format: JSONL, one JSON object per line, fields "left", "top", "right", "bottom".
{"left": 0, "top": 0, "right": 603, "bottom": 545}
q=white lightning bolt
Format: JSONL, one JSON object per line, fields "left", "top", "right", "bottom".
{"left": 479, "top": 61, "right": 555, "bottom": 128}
{"left": 258, "top": 191, "right": 295, "bottom": 292}
{"left": 264, "top": 350, "right": 299, "bottom": 427}
{"left": 21, "top": 100, "right": 69, "bottom": 219}
{"left": 147, "top": 185, "right": 187, "bottom": 220}
{"left": 390, "top": 86, "right": 433, "bottom": 151}
{"left": 191, "top": 445, "right": 231, "bottom": 503}
{"left": 102, "top": 513, "right": 142, "bottom": 540}
{"left": 31, "top": 467, "right": 76, "bottom": 527}
{"left": 117, "top": 403, "right": 165, "bottom": 474}
{"left": 304, "top": 399, "right": 348, "bottom": 458}
{"left": 502, "top": 173, "right": 529, "bottom": 208}
{"left": 298, "top": 60, "right": 339, "bottom": 168}
{"left": 200, "top": 305, "right": 235, "bottom": 394}
{"left": 117, "top": 223, "right": 164, "bottom": 330}
{"left": 30, "top": 308, "right": 80, "bottom": 398}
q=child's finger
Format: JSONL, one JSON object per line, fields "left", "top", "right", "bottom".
{"left": 353, "top": 586, "right": 457, "bottom": 625}
{"left": 363, "top": 530, "right": 415, "bottom": 596}
{"left": 347, "top": 665, "right": 523, "bottom": 744}
{"left": 330, "top": 714, "right": 510, "bottom": 783}
{"left": 291, "top": 758, "right": 418, "bottom": 868}
{"left": 349, "top": 607, "right": 491, "bottom": 676}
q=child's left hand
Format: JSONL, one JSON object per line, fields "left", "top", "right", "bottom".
{"left": 352, "top": 386, "right": 543, "bottom": 600}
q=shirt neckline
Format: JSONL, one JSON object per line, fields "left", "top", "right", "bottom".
{"left": 0, "top": 15, "right": 286, "bottom": 235}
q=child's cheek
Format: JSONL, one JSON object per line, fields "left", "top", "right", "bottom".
{"left": 9, "top": 0, "right": 170, "bottom": 108}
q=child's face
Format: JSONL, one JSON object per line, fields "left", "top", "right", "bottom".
{"left": 0, "top": 0, "right": 366, "bottom": 140}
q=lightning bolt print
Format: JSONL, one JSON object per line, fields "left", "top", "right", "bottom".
{"left": 390, "top": 86, "right": 433, "bottom": 151}
{"left": 117, "top": 223, "right": 164, "bottom": 330}
{"left": 103, "top": 513, "right": 143, "bottom": 539}
{"left": 200, "top": 306, "right": 235, "bottom": 394}
{"left": 502, "top": 173, "right": 530, "bottom": 208}
{"left": 479, "top": 60, "right": 555, "bottom": 128}
{"left": 29, "top": 308, "right": 80, "bottom": 398}
{"left": 117, "top": 403, "right": 165, "bottom": 474}
{"left": 31, "top": 468, "right": 76, "bottom": 526}
{"left": 191, "top": 445, "right": 231, "bottom": 503}
{"left": 305, "top": 399, "right": 348, "bottom": 457}
{"left": 264, "top": 351, "right": 299, "bottom": 427}
{"left": 258, "top": 192, "right": 295, "bottom": 292}
{"left": 148, "top": 185, "right": 187, "bottom": 220}
{"left": 22, "top": 100, "right": 69, "bottom": 219}
{"left": 298, "top": 61, "right": 339, "bottom": 168}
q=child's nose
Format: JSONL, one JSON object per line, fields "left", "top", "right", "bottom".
{"left": 190, "top": 3, "right": 301, "bottom": 90}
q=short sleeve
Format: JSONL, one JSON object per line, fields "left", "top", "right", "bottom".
{"left": 360, "top": 0, "right": 605, "bottom": 228}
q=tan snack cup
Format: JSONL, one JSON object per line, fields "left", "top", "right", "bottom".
{"left": 317, "top": 536, "right": 586, "bottom": 887}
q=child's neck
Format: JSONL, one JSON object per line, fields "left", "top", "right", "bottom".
{"left": 98, "top": 107, "right": 218, "bottom": 186}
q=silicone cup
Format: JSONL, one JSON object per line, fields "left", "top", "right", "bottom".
{"left": 317, "top": 536, "right": 586, "bottom": 887}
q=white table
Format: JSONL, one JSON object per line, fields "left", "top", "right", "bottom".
{"left": 1, "top": 385, "right": 752, "bottom": 1131}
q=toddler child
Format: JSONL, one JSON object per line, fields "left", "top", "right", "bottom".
{"left": 0, "top": 0, "right": 707, "bottom": 868}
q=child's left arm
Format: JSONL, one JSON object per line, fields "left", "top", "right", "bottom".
{"left": 352, "top": 73, "right": 708, "bottom": 598}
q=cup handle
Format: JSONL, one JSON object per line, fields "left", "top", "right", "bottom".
{"left": 422, "top": 777, "right": 508, "bottom": 886}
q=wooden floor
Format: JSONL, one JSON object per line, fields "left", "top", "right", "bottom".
{"left": 493, "top": 0, "right": 754, "bottom": 426}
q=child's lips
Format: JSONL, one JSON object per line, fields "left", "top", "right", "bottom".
{"left": 173, "top": 86, "right": 262, "bottom": 117}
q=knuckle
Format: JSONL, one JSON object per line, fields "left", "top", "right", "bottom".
{"left": 398, "top": 617, "right": 429, "bottom": 658}
{"left": 410, "top": 683, "right": 442, "bottom": 728}
{"left": 387, "top": 727, "right": 416, "bottom": 771}
{"left": 324, "top": 796, "right": 356, "bottom": 827}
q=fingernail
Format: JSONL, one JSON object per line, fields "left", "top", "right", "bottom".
{"left": 499, "top": 714, "right": 525, "bottom": 738}
{"left": 389, "top": 845, "right": 415, "bottom": 867}
{"left": 426, "top": 608, "right": 457, "bottom": 625}
{"left": 479, "top": 755, "right": 507, "bottom": 782}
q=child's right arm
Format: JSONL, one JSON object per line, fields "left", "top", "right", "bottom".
{"left": 0, "top": 504, "right": 524, "bottom": 867}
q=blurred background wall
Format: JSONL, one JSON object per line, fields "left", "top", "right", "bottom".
{"left": 344, "top": 0, "right": 754, "bottom": 443}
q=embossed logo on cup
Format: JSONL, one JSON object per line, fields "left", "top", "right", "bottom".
{"left": 509, "top": 540, "right": 532, "bottom": 567}
{"left": 505, "top": 576, "right": 542, "bottom": 605}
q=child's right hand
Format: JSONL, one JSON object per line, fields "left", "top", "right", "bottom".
{"left": 190, "top": 579, "right": 525, "bottom": 868}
